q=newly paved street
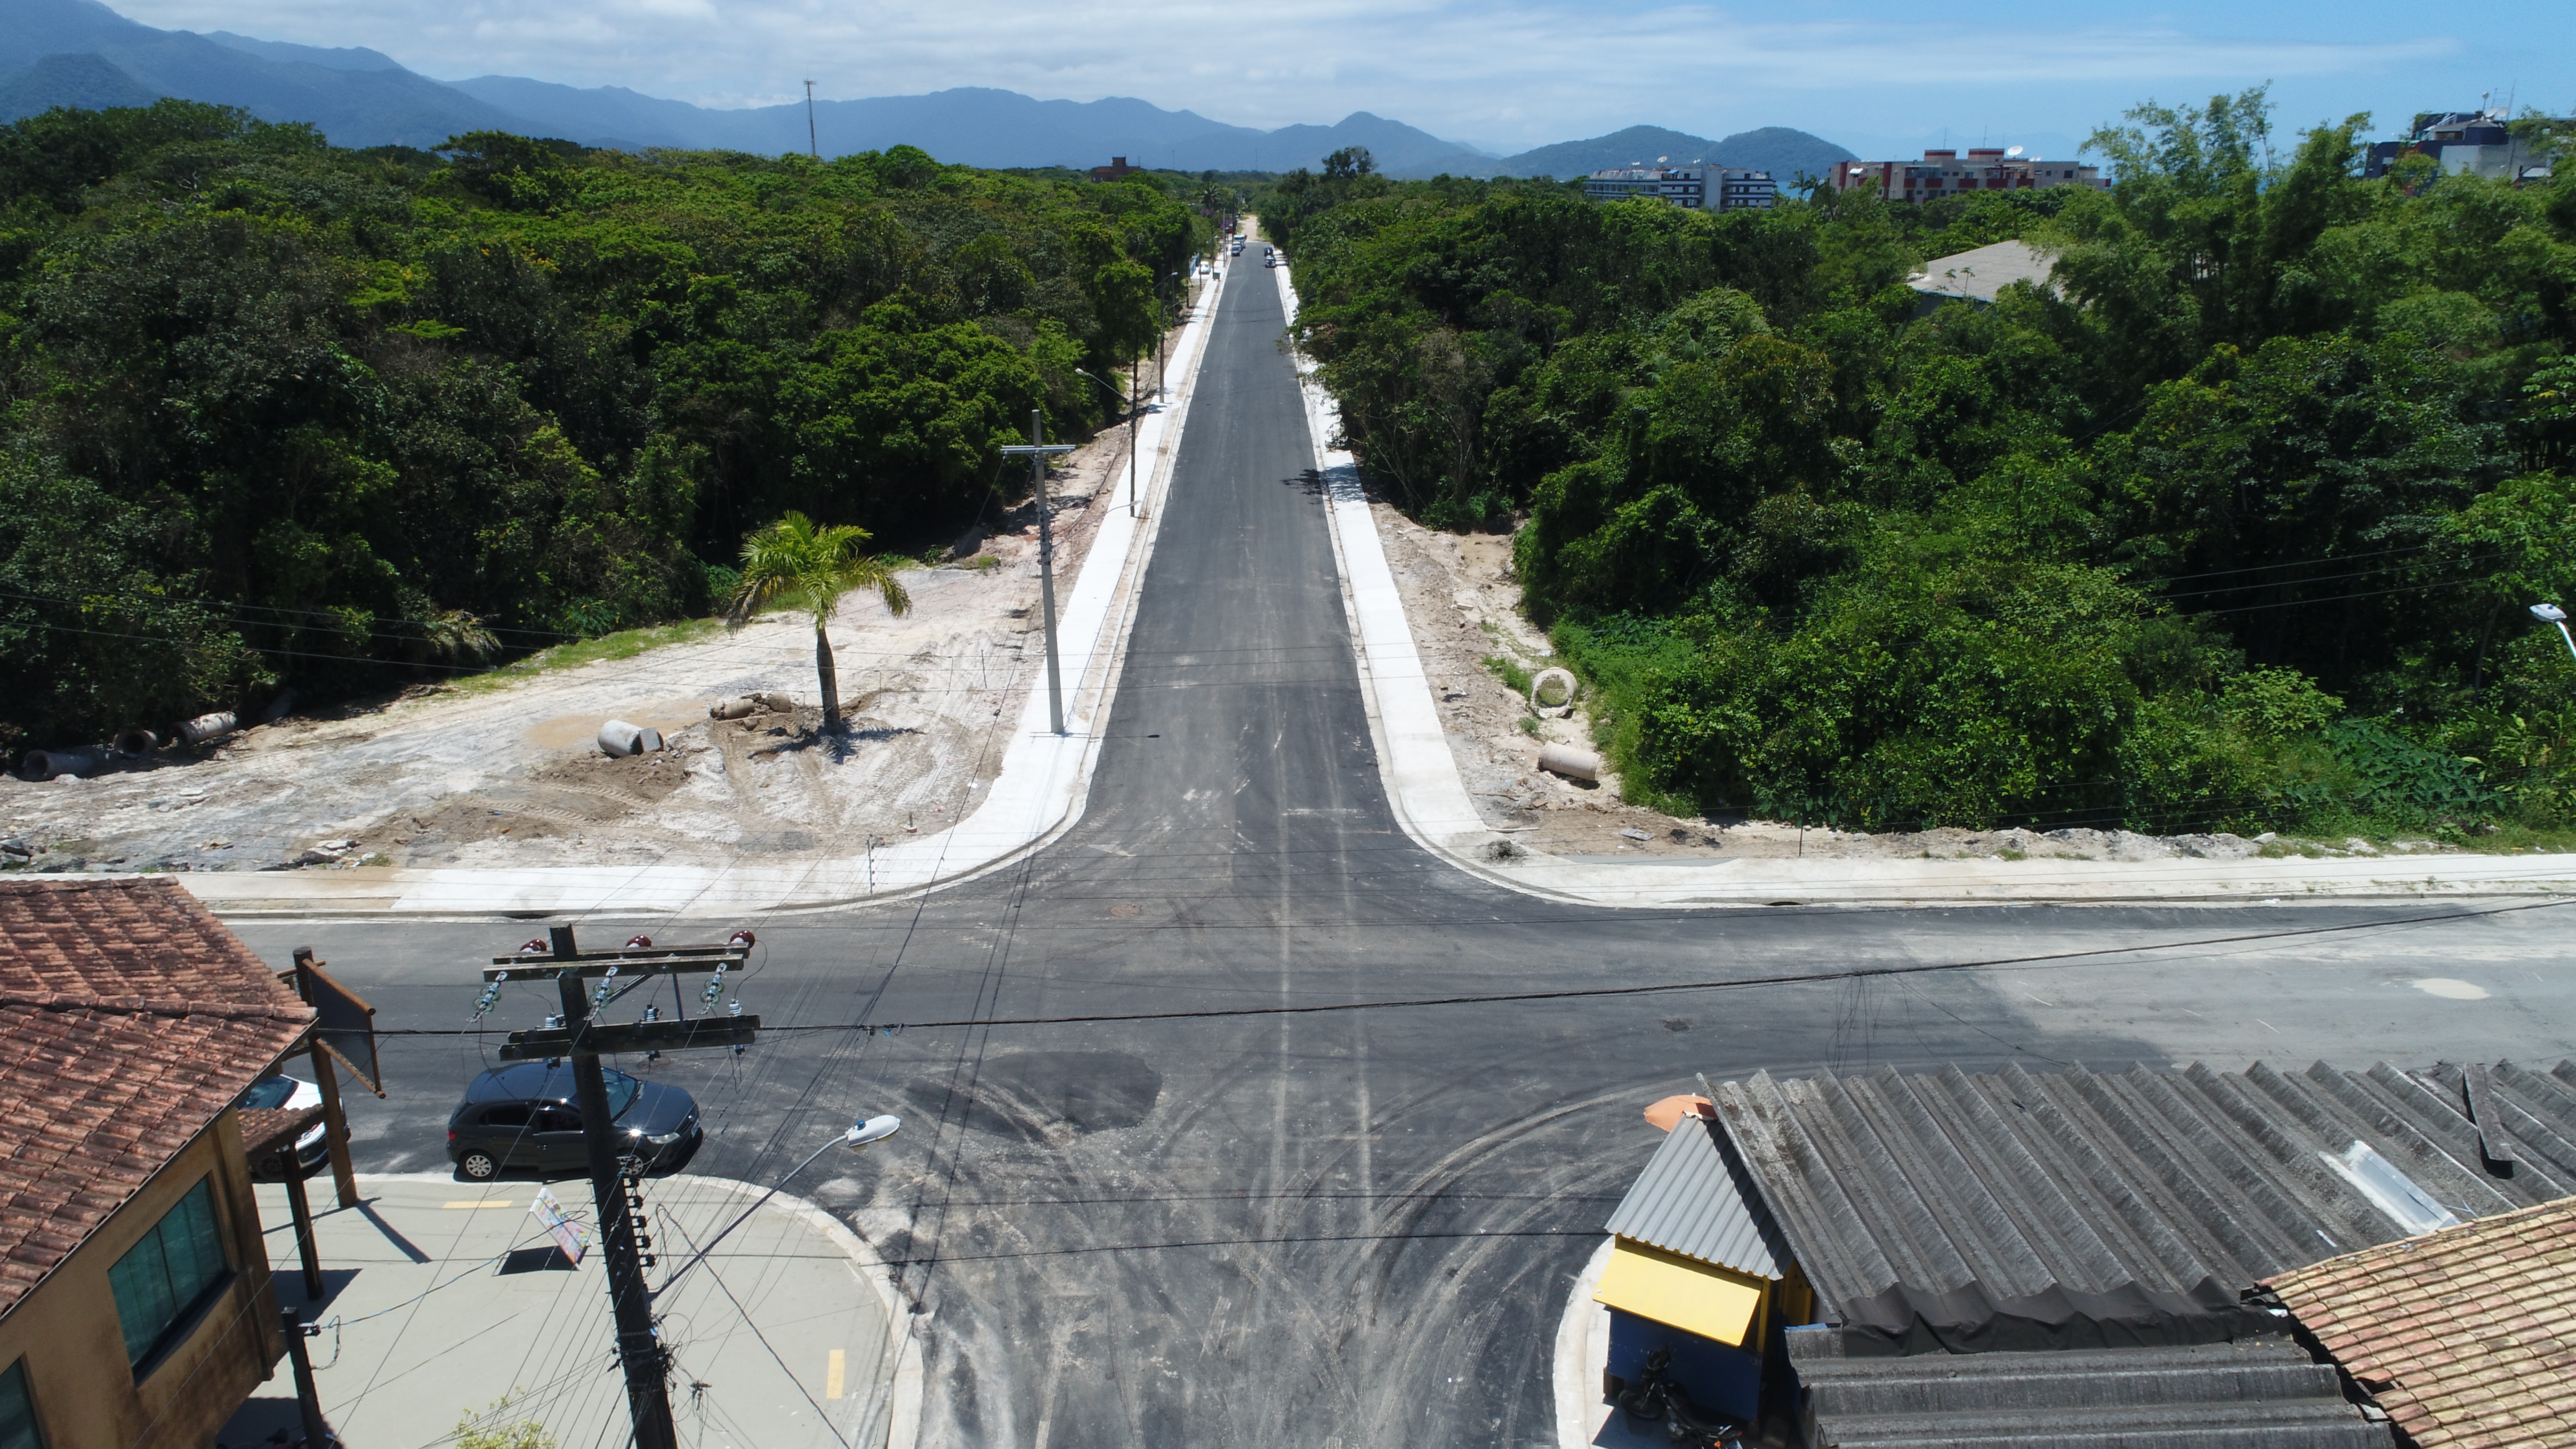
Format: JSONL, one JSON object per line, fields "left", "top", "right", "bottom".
{"left": 231, "top": 258, "right": 2576, "bottom": 1448}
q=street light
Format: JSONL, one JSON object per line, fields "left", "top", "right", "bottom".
{"left": 2534, "top": 603, "right": 2576, "bottom": 662}
{"left": 655, "top": 1113, "right": 900, "bottom": 1298}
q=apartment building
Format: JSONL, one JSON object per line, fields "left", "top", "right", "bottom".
{"left": 2365, "top": 109, "right": 2560, "bottom": 184}
{"left": 1582, "top": 163, "right": 1777, "bottom": 211}
{"left": 1830, "top": 147, "right": 2107, "bottom": 203}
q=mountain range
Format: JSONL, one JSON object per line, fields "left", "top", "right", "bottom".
{"left": 0, "top": 0, "right": 1853, "bottom": 179}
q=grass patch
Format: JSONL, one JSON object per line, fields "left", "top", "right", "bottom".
{"left": 1483, "top": 653, "right": 1534, "bottom": 695}
{"left": 451, "top": 617, "right": 728, "bottom": 695}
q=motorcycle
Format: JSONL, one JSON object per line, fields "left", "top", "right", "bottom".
{"left": 1615, "top": 1347, "right": 1747, "bottom": 1448}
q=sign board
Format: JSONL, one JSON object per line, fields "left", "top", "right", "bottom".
{"left": 530, "top": 1186, "right": 589, "bottom": 1265}
{"left": 292, "top": 948, "right": 384, "bottom": 1097}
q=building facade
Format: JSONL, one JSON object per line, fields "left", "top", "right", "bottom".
{"left": 0, "top": 879, "right": 318, "bottom": 1449}
{"left": 1583, "top": 164, "right": 1777, "bottom": 212}
{"left": 1830, "top": 147, "right": 2107, "bottom": 203}
{"left": 2365, "top": 109, "right": 2560, "bottom": 184}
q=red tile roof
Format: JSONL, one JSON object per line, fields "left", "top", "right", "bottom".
{"left": 2266, "top": 1197, "right": 2576, "bottom": 1449}
{"left": 0, "top": 878, "right": 314, "bottom": 1316}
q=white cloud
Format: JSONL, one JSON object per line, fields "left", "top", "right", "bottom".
{"left": 100, "top": 0, "right": 2513, "bottom": 149}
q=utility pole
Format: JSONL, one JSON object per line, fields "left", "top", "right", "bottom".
{"left": 1000, "top": 411, "right": 1074, "bottom": 733}
{"left": 805, "top": 81, "right": 819, "bottom": 160}
{"left": 1128, "top": 347, "right": 1142, "bottom": 520}
{"left": 474, "top": 926, "right": 759, "bottom": 1449}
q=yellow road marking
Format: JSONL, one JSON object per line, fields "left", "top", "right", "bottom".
{"left": 442, "top": 1200, "right": 518, "bottom": 1209}
{"left": 826, "top": 1348, "right": 845, "bottom": 1400}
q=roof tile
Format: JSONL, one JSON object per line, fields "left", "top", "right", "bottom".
{"left": 2270, "top": 1197, "right": 2576, "bottom": 1449}
{"left": 0, "top": 878, "right": 313, "bottom": 1317}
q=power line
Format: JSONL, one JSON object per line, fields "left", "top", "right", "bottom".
{"left": 374, "top": 897, "right": 2571, "bottom": 1041}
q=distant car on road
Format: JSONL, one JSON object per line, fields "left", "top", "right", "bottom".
{"left": 446, "top": 1062, "right": 701, "bottom": 1181}
{"left": 240, "top": 1074, "right": 329, "bottom": 1181}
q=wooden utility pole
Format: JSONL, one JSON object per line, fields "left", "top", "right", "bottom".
{"left": 1000, "top": 411, "right": 1075, "bottom": 733}
{"left": 478, "top": 926, "right": 759, "bottom": 1449}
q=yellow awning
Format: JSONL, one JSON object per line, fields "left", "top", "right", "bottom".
{"left": 1594, "top": 1238, "right": 1765, "bottom": 1346}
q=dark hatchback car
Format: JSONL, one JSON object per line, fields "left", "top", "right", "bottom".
{"left": 446, "top": 1063, "right": 701, "bottom": 1181}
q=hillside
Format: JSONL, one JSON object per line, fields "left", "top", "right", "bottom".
{"left": 1495, "top": 123, "right": 1853, "bottom": 180}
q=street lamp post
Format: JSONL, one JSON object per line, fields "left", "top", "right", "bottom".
{"left": 656, "top": 1114, "right": 900, "bottom": 1300}
{"left": 2534, "top": 603, "right": 2576, "bottom": 662}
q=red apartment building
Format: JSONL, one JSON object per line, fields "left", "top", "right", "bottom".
{"left": 1830, "top": 147, "right": 2107, "bottom": 203}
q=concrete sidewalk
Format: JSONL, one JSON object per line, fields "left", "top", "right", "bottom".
{"left": 177, "top": 260, "right": 1233, "bottom": 921}
{"left": 1276, "top": 261, "right": 2576, "bottom": 909}
{"left": 221, "top": 1174, "right": 917, "bottom": 1449}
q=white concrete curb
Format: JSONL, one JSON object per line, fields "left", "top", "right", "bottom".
{"left": 1554, "top": 1238, "right": 1613, "bottom": 1449}
{"left": 1277, "top": 260, "right": 2576, "bottom": 909}
{"left": 183, "top": 262, "right": 1233, "bottom": 920}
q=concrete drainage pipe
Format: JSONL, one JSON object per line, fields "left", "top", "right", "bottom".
{"left": 20, "top": 747, "right": 111, "bottom": 781}
{"left": 1537, "top": 742, "right": 1602, "bottom": 781}
{"left": 1529, "top": 667, "right": 1578, "bottom": 715}
{"left": 112, "top": 729, "right": 159, "bottom": 758}
{"left": 709, "top": 697, "right": 761, "bottom": 721}
{"left": 598, "top": 720, "right": 664, "bottom": 757}
{"left": 176, "top": 712, "right": 239, "bottom": 747}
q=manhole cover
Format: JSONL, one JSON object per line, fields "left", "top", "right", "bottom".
{"left": 1109, "top": 902, "right": 1141, "bottom": 917}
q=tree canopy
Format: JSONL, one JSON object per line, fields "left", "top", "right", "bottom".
{"left": 0, "top": 102, "right": 1208, "bottom": 752}
{"left": 1267, "top": 93, "right": 2576, "bottom": 836}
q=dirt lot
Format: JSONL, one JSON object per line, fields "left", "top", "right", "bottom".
{"left": 0, "top": 424, "right": 1150, "bottom": 877}
{"left": 1369, "top": 504, "right": 2466, "bottom": 865}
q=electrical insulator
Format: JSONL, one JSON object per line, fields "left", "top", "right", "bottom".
{"left": 471, "top": 970, "right": 507, "bottom": 1019}
{"left": 590, "top": 964, "right": 620, "bottom": 1009}
{"left": 728, "top": 999, "right": 743, "bottom": 1017}
{"left": 698, "top": 961, "right": 729, "bottom": 1009}
{"left": 626, "top": 934, "right": 653, "bottom": 949}
{"left": 518, "top": 938, "right": 548, "bottom": 955}
{"left": 727, "top": 929, "right": 756, "bottom": 949}
{"left": 641, "top": 1004, "right": 660, "bottom": 1023}
{"left": 543, "top": 1014, "right": 564, "bottom": 1030}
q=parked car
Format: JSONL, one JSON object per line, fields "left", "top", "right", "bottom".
{"left": 239, "top": 1074, "right": 330, "bottom": 1181}
{"left": 445, "top": 1062, "right": 701, "bottom": 1181}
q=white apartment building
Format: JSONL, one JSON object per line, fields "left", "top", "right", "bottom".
{"left": 1583, "top": 163, "right": 1778, "bottom": 211}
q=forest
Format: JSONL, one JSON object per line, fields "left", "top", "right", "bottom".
{"left": 1267, "top": 94, "right": 2576, "bottom": 837}
{"left": 0, "top": 100, "right": 1212, "bottom": 753}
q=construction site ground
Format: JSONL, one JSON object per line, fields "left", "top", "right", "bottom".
{"left": 0, "top": 424, "right": 1152, "bottom": 881}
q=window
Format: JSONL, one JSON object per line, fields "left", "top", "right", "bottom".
{"left": 108, "top": 1178, "right": 230, "bottom": 1372}
{"left": 480, "top": 1104, "right": 531, "bottom": 1128}
{"left": 0, "top": 1359, "right": 40, "bottom": 1449}
{"left": 533, "top": 1107, "right": 583, "bottom": 1133}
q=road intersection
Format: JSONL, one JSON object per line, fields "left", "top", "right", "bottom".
{"left": 225, "top": 242, "right": 2576, "bottom": 1448}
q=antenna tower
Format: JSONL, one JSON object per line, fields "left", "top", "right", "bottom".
{"left": 805, "top": 80, "right": 819, "bottom": 160}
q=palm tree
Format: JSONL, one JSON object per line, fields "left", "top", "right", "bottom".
{"left": 726, "top": 511, "right": 911, "bottom": 730}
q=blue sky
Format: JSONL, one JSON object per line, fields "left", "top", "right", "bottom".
{"left": 104, "top": 0, "right": 2570, "bottom": 155}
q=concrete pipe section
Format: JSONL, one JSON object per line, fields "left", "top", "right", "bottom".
{"left": 1529, "top": 667, "right": 1578, "bottom": 716}
{"left": 597, "top": 720, "right": 664, "bottom": 757}
{"left": 19, "top": 747, "right": 111, "bottom": 781}
{"left": 1538, "top": 742, "right": 1602, "bottom": 781}
{"left": 112, "top": 729, "right": 158, "bottom": 758}
{"left": 176, "top": 711, "right": 238, "bottom": 747}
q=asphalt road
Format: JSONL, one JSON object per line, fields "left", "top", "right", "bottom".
{"left": 232, "top": 257, "right": 2576, "bottom": 1449}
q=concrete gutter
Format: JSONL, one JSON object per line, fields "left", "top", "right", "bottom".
{"left": 180, "top": 261, "right": 1232, "bottom": 920}
{"left": 1278, "top": 261, "right": 2576, "bottom": 909}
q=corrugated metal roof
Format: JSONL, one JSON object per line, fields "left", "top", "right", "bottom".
{"left": 1603, "top": 1112, "right": 1788, "bottom": 1280}
{"left": 1709, "top": 1059, "right": 2576, "bottom": 1354}
{"left": 1786, "top": 1329, "right": 2393, "bottom": 1449}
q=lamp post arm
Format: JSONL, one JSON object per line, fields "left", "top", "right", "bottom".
{"left": 654, "top": 1135, "right": 844, "bottom": 1299}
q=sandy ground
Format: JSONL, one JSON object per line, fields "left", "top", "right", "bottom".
{"left": 0, "top": 420, "right": 1154, "bottom": 877}
{"left": 1369, "top": 504, "right": 2470, "bottom": 865}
